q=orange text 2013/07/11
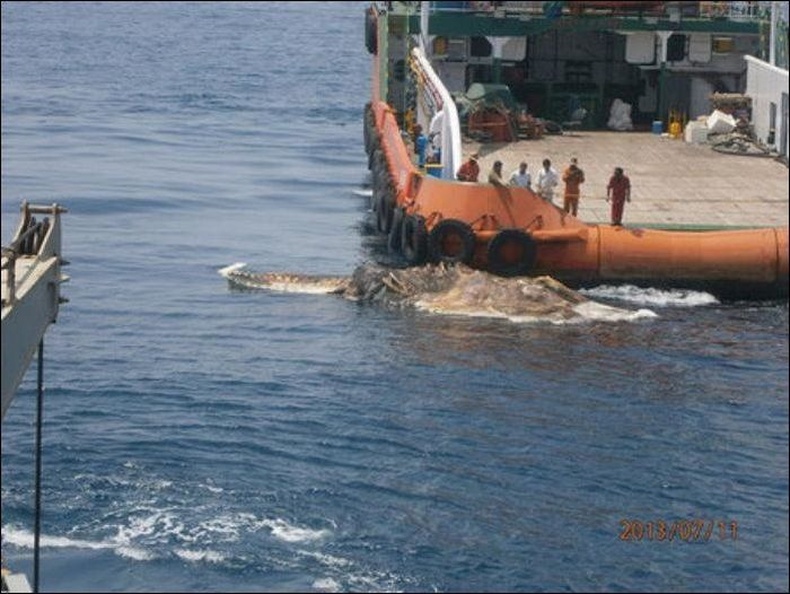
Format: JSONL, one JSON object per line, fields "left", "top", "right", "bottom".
{"left": 619, "top": 519, "right": 739, "bottom": 542}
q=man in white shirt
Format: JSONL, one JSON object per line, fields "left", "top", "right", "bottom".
{"left": 509, "top": 161, "right": 532, "bottom": 189}
{"left": 536, "top": 158, "right": 559, "bottom": 203}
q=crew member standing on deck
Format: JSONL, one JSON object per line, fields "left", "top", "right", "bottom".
{"left": 536, "top": 158, "right": 559, "bottom": 203}
{"left": 413, "top": 124, "right": 428, "bottom": 168}
{"left": 488, "top": 160, "right": 506, "bottom": 187}
{"left": 509, "top": 161, "right": 532, "bottom": 189}
{"left": 456, "top": 153, "right": 480, "bottom": 182}
{"left": 606, "top": 166, "right": 631, "bottom": 226}
{"left": 562, "top": 157, "right": 585, "bottom": 216}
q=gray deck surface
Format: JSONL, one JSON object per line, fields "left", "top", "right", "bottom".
{"left": 465, "top": 131, "right": 789, "bottom": 228}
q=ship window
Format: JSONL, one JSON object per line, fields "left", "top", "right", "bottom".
{"left": 667, "top": 34, "right": 686, "bottom": 61}
{"left": 470, "top": 36, "right": 492, "bottom": 58}
{"left": 447, "top": 38, "right": 467, "bottom": 61}
{"left": 433, "top": 36, "right": 448, "bottom": 56}
{"left": 712, "top": 37, "right": 734, "bottom": 53}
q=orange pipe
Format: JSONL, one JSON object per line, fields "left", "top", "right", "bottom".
{"left": 535, "top": 226, "right": 788, "bottom": 288}
{"left": 597, "top": 226, "right": 784, "bottom": 283}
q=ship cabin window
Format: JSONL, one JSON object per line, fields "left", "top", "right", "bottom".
{"left": 433, "top": 36, "right": 448, "bottom": 56}
{"left": 712, "top": 37, "right": 734, "bottom": 54}
{"left": 667, "top": 34, "right": 686, "bottom": 62}
{"left": 564, "top": 60, "right": 592, "bottom": 83}
{"left": 470, "top": 36, "right": 492, "bottom": 58}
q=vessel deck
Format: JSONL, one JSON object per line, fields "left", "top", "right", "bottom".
{"left": 461, "top": 131, "right": 788, "bottom": 228}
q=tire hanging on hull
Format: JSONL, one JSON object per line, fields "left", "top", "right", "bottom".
{"left": 365, "top": 7, "right": 378, "bottom": 55}
{"left": 388, "top": 206, "right": 404, "bottom": 253}
{"left": 370, "top": 150, "right": 390, "bottom": 212}
{"left": 363, "top": 103, "right": 379, "bottom": 159}
{"left": 428, "top": 219, "right": 476, "bottom": 265}
{"left": 377, "top": 190, "right": 395, "bottom": 234}
{"left": 369, "top": 148, "right": 384, "bottom": 176}
{"left": 363, "top": 103, "right": 371, "bottom": 156}
{"left": 401, "top": 214, "right": 428, "bottom": 264}
{"left": 373, "top": 166, "right": 395, "bottom": 217}
{"left": 487, "top": 229, "right": 537, "bottom": 277}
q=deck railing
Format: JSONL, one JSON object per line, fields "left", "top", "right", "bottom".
{"left": 409, "top": 46, "right": 463, "bottom": 179}
{"left": 420, "top": 1, "right": 768, "bottom": 22}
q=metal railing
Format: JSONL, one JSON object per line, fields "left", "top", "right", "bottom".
{"left": 412, "top": 1, "right": 771, "bottom": 23}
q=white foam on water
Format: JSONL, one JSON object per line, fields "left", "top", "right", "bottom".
{"left": 580, "top": 284, "right": 719, "bottom": 307}
{"left": 199, "top": 481, "right": 224, "bottom": 494}
{"left": 72, "top": 472, "right": 171, "bottom": 491}
{"left": 174, "top": 548, "right": 226, "bottom": 564}
{"left": 351, "top": 188, "right": 373, "bottom": 198}
{"left": 2, "top": 525, "right": 113, "bottom": 551}
{"left": 298, "top": 550, "right": 353, "bottom": 568}
{"left": 2, "top": 511, "right": 304, "bottom": 565}
{"left": 312, "top": 577, "right": 342, "bottom": 592}
{"left": 299, "top": 549, "right": 408, "bottom": 593}
{"left": 1, "top": 524, "right": 152, "bottom": 561}
{"left": 115, "top": 545, "right": 156, "bottom": 561}
{"left": 257, "top": 518, "right": 332, "bottom": 543}
{"left": 114, "top": 511, "right": 181, "bottom": 543}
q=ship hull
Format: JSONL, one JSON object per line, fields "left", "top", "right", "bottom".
{"left": 363, "top": 5, "right": 788, "bottom": 300}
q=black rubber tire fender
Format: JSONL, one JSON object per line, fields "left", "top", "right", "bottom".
{"left": 364, "top": 108, "right": 379, "bottom": 157}
{"left": 373, "top": 167, "right": 395, "bottom": 213}
{"left": 401, "top": 214, "right": 428, "bottom": 265}
{"left": 366, "top": 126, "right": 379, "bottom": 157}
{"left": 388, "top": 206, "right": 404, "bottom": 253}
{"left": 377, "top": 190, "right": 394, "bottom": 234}
{"left": 370, "top": 147, "right": 388, "bottom": 175}
{"left": 365, "top": 7, "right": 378, "bottom": 55}
{"left": 370, "top": 154, "right": 388, "bottom": 210}
{"left": 428, "top": 218, "right": 476, "bottom": 265}
{"left": 363, "top": 103, "right": 371, "bottom": 153}
{"left": 487, "top": 229, "right": 537, "bottom": 277}
{"left": 375, "top": 166, "right": 393, "bottom": 197}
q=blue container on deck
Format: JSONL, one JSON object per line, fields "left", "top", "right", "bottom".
{"left": 652, "top": 120, "right": 663, "bottom": 135}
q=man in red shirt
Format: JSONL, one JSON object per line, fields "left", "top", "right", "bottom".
{"left": 606, "top": 167, "right": 631, "bottom": 226}
{"left": 456, "top": 153, "right": 480, "bottom": 182}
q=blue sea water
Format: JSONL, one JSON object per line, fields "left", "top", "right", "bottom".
{"left": 1, "top": 2, "right": 788, "bottom": 592}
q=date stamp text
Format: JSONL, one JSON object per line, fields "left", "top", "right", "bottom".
{"left": 619, "top": 519, "right": 738, "bottom": 542}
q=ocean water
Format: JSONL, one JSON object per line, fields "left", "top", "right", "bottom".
{"left": 1, "top": 2, "right": 788, "bottom": 592}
